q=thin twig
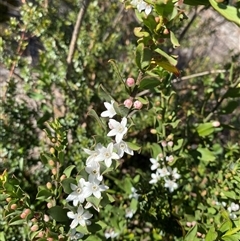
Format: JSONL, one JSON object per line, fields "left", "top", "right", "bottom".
{"left": 66, "top": 0, "right": 90, "bottom": 66}
{"left": 172, "top": 69, "right": 228, "bottom": 83}
{"left": 65, "top": 0, "right": 90, "bottom": 97}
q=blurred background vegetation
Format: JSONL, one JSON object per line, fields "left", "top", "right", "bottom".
{"left": 0, "top": 0, "right": 240, "bottom": 240}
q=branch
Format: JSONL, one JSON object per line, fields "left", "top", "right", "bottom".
{"left": 66, "top": 0, "right": 90, "bottom": 66}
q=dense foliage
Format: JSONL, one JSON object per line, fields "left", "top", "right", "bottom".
{"left": 0, "top": 0, "right": 240, "bottom": 240}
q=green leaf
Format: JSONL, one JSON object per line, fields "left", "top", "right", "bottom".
{"left": 36, "top": 189, "right": 52, "bottom": 200}
{"left": 139, "top": 76, "right": 162, "bottom": 90}
{"left": 223, "top": 226, "right": 240, "bottom": 236}
{"left": 135, "top": 96, "right": 149, "bottom": 105}
{"left": 197, "top": 123, "right": 214, "bottom": 137}
{"left": 87, "top": 109, "right": 106, "bottom": 131}
{"left": 61, "top": 177, "right": 76, "bottom": 194}
{"left": 220, "top": 100, "right": 239, "bottom": 114}
{"left": 9, "top": 215, "right": 25, "bottom": 226}
{"left": 184, "top": 0, "right": 209, "bottom": 5}
{"left": 133, "top": 27, "right": 150, "bottom": 38}
{"left": 126, "top": 142, "right": 141, "bottom": 151}
{"left": 222, "top": 234, "right": 240, "bottom": 241}
{"left": 209, "top": 0, "right": 240, "bottom": 26}
{"left": 197, "top": 147, "right": 216, "bottom": 162}
{"left": 48, "top": 206, "right": 69, "bottom": 222}
{"left": 223, "top": 87, "right": 240, "bottom": 98}
{"left": 136, "top": 43, "right": 152, "bottom": 70}
{"left": 155, "top": 48, "right": 177, "bottom": 66}
{"left": 219, "top": 220, "right": 233, "bottom": 233}
{"left": 170, "top": 31, "right": 180, "bottom": 48}
{"left": 221, "top": 190, "right": 236, "bottom": 199}
{"left": 205, "top": 226, "right": 218, "bottom": 241}
{"left": 63, "top": 165, "right": 75, "bottom": 178}
{"left": 76, "top": 225, "right": 89, "bottom": 235}
{"left": 58, "top": 151, "right": 65, "bottom": 163}
{"left": 184, "top": 224, "right": 197, "bottom": 240}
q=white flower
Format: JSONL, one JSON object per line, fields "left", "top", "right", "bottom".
{"left": 169, "top": 167, "right": 181, "bottom": 180}
{"left": 229, "top": 213, "right": 237, "bottom": 219}
{"left": 131, "top": 0, "right": 152, "bottom": 15}
{"left": 66, "top": 178, "right": 89, "bottom": 206}
{"left": 105, "top": 229, "right": 119, "bottom": 239}
{"left": 67, "top": 206, "right": 93, "bottom": 229}
{"left": 149, "top": 172, "right": 160, "bottom": 184}
{"left": 228, "top": 202, "right": 239, "bottom": 212}
{"left": 114, "top": 141, "right": 133, "bottom": 158}
{"left": 107, "top": 117, "right": 128, "bottom": 143}
{"left": 129, "top": 187, "right": 139, "bottom": 200}
{"left": 83, "top": 143, "right": 103, "bottom": 165}
{"left": 101, "top": 100, "right": 117, "bottom": 118}
{"left": 164, "top": 179, "right": 178, "bottom": 192}
{"left": 150, "top": 158, "right": 160, "bottom": 170}
{"left": 166, "top": 155, "right": 174, "bottom": 163}
{"left": 97, "top": 142, "right": 120, "bottom": 167}
{"left": 84, "top": 176, "right": 109, "bottom": 199}
{"left": 158, "top": 167, "right": 170, "bottom": 178}
{"left": 85, "top": 161, "right": 102, "bottom": 181}
{"left": 69, "top": 229, "right": 84, "bottom": 240}
{"left": 125, "top": 208, "right": 135, "bottom": 219}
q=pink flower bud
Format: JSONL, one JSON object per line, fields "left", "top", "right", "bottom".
{"left": 126, "top": 77, "right": 135, "bottom": 87}
{"left": 161, "top": 140, "right": 167, "bottom": 147}
{"left": 167, "top": 141, "right": 173, "bottom": 147}
{"left": 212, "top": 121, "right": 220, "bottom": 127}
{"left": 124, "top": 98, "right": 133, "bottom": 109}
{"left": 30, "top": 224, "right": 39, "bottom": 232}
{"left": 133, "top": 100, "right": 143, "bottom": 110}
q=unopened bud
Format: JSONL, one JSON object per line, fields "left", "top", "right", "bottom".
{"left": 126, "top": 77, "right": 135, "bottom": 87}
{"left": 30, "top": 224, "right": 39, "bottom": 232}
{"left": 44, "top": 214, "right": 50, "bottom": 222}
{"left": 47, "top": 202, "right": 53, "bottom": 209}
{"left": 46, "top": 182, "right": 52, "bottom": 189}
{"left": 161, "top": 140, "right": 167, "bottom": 147}
{"left": 150, "top": 129, "right": 157, "bottom": 134}
{"left": 6, "top": 197, "right": 11, "bottom": 202}
{"left": 49, "top": 147, "right": 55, "bottom": 154}
{"left": 20, "top": 212, "right": 26, "bottom": 219}
{"left": 163, "top": 28, "right": 169, "bottom": 35}
{"left": 167, "top": 141, "right": 173, "bottom": 147}
{"left": 124, "top": 98, "right": 133, "bottom": 109}
{"left": 24, "top": 208, "right": 31, "bottom": 216}
{"left": 133, "top": 100, "right": 143, "bottom": 110}
{"left": 51, "top": 168, "right": 57, "bottom": 175}
{"left": 10, "top": 204, "right": 17, "bottom": 210}
{"left": 212, "top": 121, "right": 220, "bottom": 127}
{"left": 48, "top": 160, "right": 54, "bottom": 166}
{"left": 60, "top": 175, "right": 66, "bottom": 181}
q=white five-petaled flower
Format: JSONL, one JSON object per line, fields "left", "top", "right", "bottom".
{"left": 101, "top": 100, "right": 117, "bottom": 118}
{"left": 97, "top": 142, "right": 119, "bottom": 167}
{"left": 107, "top": 117, "right": 128, "bottom": 143}
{"left": 125, "top": 208, "right": 135, "bottom": 219}
{"left": 69, "top": 229, "right": 84, "bottom": 240}
{"left": 85, "top": 161, "right": 102, "bottom": 181}
{"left": 114, "top": 141, "right": 134, "bottom": 158}
{"left": 84, "top": 176, "right": 109, "bottom": 199}
{"left": 129, "top": 186, "right": 139, "bottom": 200}
{"left": 164, "top": 179, "right": 178, "bottom": 192}
{"left": 150, "top": 158, "right": 160, "bottom": 170}
{"left": 169, "top": 167, "right": 181, "bottom": 180}
{"left": 149, "top": 172, "right": 160, "bottom": 184}
{"left": 67, "top": 206, "right": 93, "bottom": 229}
{"left": 131, "top": 0, "right": 152, "bottom": 15}
{"left": 66, "top": 178, "right": 89, "bottom": 206}
{"left": 105, "top": 229, "right": 119, "bottom": 239}
{"left": 83, "top": 143, "right": 103, "bottom": 166}
{"left": 158, "top": 167, "right": 170, "bottom": 178}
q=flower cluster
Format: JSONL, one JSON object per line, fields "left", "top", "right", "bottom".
{"left": 130, "top": 0, "right": 152, "bottom": 15}
{"left": 216, "top": 201, "right": 240, "bottom": 219}
{"left": 149, "top": 141, "right": 181, "bottom": 192}
{"left": 66, "top": 100, "right": 133, "bottom": 239}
